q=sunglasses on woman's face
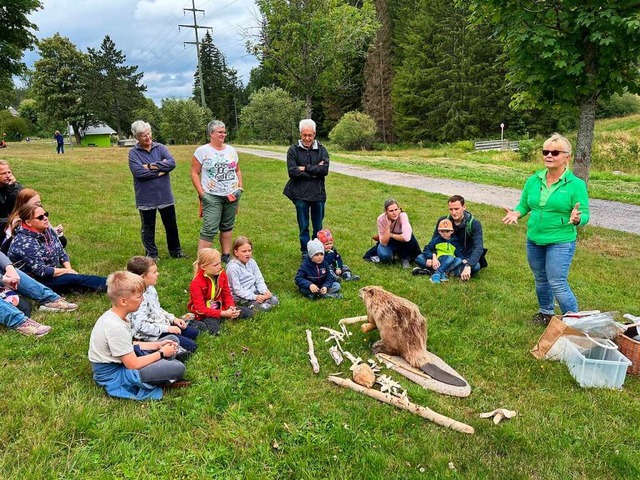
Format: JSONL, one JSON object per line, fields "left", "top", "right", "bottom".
{"left": 542, "top": 149, "right": 568, "bottom": 157}
{"left": 34, "top": 212, "right": 49, "bottom": 221}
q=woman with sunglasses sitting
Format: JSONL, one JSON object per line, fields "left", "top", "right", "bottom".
{"left": 502, "top": 133, "right": 590, "bottom": 326}
{"left": 8, "top": 204, "right": 106, "bottom": 293}
{"left": 2, "top": 188, "right": 67, "bottom": 254}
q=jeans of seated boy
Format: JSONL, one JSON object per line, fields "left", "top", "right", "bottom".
{"left": 136, "top": 334, "right": 186, "bottom": 385}
{"left": 299, "top": 281, "right": 341, "bottom": 299}
{"left": 159, "top": 325, "right": 200, "bottom": 352}
{"left": 434, "top": 255, "right": 462, "bottom": 275}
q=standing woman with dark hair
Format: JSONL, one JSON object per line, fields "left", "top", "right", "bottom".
{"left": 364, "top": 199, "right": 421, "bottom": 268}
{"left": 503, "top": 133, "right": 590, "bottom": 325}
{"left": 8, "top": 204, "right": 107, "bottom": 293}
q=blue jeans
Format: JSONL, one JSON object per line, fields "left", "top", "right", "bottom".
{"left": 0, "top": 269, "right": 61, "bottom": 329}
{"left": 377, "top": 235, "right": 421, "bottom": 263}
{"left": 39, "top": 273, "right": 107, "bottom": 293}
{"left": 294, "top": 199, "right": 325, "bottom": 252}
{"left": 299, "top": 281, "right": 341, "bottom": 299}
{"left": 526, "top": 240, "right": 578, "bottom": 315}
{"left": 434, "top": 255, "right": 462, "bottom": 275}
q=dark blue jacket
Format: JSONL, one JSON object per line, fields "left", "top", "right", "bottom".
{"left": 295, "top": 256, "right": 333, "bottom": 290}
{"left": 8, "top": 226, "right": 69, "bottom": 278}
{"left": 128, "top": 142, "right": 176, "bottom": 208}
{"left": 324, "top": 247, "right": 344, "bottom": 271}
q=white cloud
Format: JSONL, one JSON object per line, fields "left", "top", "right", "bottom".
{"left": 23, "top": 0, "right": 260, "bottom": 103}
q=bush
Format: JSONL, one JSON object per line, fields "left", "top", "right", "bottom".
{"left": 597, "top": 93, "right": 640, "bottom": 119}
{"left": 239, "top": 87, "right": 305, "bottom": 144}
{"left": 452, "top": 140, "right": 474, "bottom": 152}
{"left": 517, "top": 138, "right": 541, "bottom": 162}
{"left": 328, "top": 111, "right": 377, "bottom": 150}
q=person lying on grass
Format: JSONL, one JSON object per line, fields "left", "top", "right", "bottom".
{"left": 295, "top": 239, "right": 343, "bottom": 300}
{"left": 187, "top": 248, "right": 253, "bottom": 336}
{"left": 126, "top": 255, "right": 199, "bottom": 353}
{"left": 226, "top": 236, "right": 279, "bottom": 312}
{"left": 88, "top": 271, "right": 188, "bottom": 401}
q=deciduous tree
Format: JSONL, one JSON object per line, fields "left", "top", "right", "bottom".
{"left": 239, "top": 86, "right": 304, "bottom": 143}
{"left": 159, "top": 98, "right": 211, "bottom": 145}
{"left": 474, "top": 0, "right": 640, "bottom": 181}
{"left": 0, "top": 0, "right": 42, "bottom": 81}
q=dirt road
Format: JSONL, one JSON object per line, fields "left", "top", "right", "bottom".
{"left": 237, "top": 147, "right": 640, "bottom": 236}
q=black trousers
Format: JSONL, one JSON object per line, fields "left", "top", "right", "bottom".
{"left": 139, "top": 205, "right": 182, "bottom": 257}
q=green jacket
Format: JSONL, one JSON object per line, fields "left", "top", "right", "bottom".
{"left": 514, "top": 168, "right": 589, "bottom": 246}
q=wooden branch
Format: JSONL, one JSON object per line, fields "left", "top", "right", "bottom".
{"left": 328, "top": 376, "right": 474, "bottom": 435}
{"left": 338, "top": 315, "right": 368, "bottom": 325}
{"left": 306, "top": 329, "right": 319, "bottom": 374}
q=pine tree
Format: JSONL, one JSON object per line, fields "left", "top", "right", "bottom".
{"left": 363, "top": 0, "right": 395, "bottom": 143}
{"left": 193, "top": 32, "right": 241, "bottom": 132}
{"left": 87, "top": 36, "right": 146, "bottom": 137}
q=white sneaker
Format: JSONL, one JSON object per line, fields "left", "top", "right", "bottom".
{"left": 16, "top": 318, "right": 52, "bottom": 337}
{"left": 370, "top": 256, "right": 380, "bottom": 263}
{"left": 40, "top": 298, "right": 78, "bottom": 312}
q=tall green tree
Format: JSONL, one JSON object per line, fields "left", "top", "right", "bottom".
{"left": 474, "top": 0, "right": 640, "bottom": 181}
{"left": 159, "top": 98, "right": 211, "bottom": 145}
{"left": 392, "top": 0, "right": 512, "bottom": 143}
{"left": 251, "top": 0, "right": 379, "bottom": 118}
{"left": 31, "top": 34, "right": 92, "bottom": 144}
{"left": 239, "top": 86, "right": 304, "bottom": 143}
{"left": 0, "top": 0, "right": 42, "bottom": 84}
{"left": 87, "top": 36, "right": 146, "bottom": 138}
{"left": 193, "top": 32, "right": 242, "bottom": 132}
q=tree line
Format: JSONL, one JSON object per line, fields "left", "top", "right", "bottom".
{"left": 3, "top": 1, "right": 640, "bottom": 180}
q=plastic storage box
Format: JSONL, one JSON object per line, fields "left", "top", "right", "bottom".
{"left": 564, "top": 338, "right": 632, "bottom": 389}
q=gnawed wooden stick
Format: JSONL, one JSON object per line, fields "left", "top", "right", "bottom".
{"left": 327, "top": 376, "right": 474, "bottom": 435}
{"left": 338, "top": 315, "right": 368, "bottom": 325}
{"left": 306, "top": 329, "right": 319, "bottom": 374}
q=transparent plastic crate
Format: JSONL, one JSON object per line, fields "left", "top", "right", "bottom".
{"left": 564, "top": 337, "right": 631, "bottom": 389}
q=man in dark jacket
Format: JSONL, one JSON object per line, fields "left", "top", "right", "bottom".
{"left": 0, "top": 161, "right": 23, "bottom": 245}
{"left": 415, "top": 195, "right": 487, "bottom": 280}
{"left": 283, "top": 119, "right": 330, "bottom": 258}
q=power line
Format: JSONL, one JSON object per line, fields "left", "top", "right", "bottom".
{"left": 180, "top": 0, "right": 212, "bottom": 108}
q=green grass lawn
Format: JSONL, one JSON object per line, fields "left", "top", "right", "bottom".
{"left": 1, "top": 142, "right": 639, "bottom": 479}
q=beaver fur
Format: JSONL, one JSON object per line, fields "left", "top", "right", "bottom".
{"left": 359, "top": 285, "right": 430, "bottom": 368}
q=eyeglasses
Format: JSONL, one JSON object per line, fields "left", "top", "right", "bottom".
{"left": 542, "top": 150, "right": 569, "bottom": 157}
{"left": 34, "top": 212, "right": 49, "bottom": 220}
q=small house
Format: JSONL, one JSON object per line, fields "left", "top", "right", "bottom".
{"left": 79, "top": 123, "right": 117, "bottom": 147}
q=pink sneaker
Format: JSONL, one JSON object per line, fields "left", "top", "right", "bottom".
{"left": 15, "top": 318, "right": 52, "bottom": 337}
{"left": 40, "top": 298, "right": 78, "bottom": 312}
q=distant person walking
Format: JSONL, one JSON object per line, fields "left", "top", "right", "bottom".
{"left": 283, "top": 119, "right": 330, "bottom": 260}
{"left": 502, "top": 133, "right": 590, "bottom": 325}
{"left": 128, "top": 120, "right": 187, "bottom": 260}
{"left": 54, "top": 130, "right": 64, "bottom": 154}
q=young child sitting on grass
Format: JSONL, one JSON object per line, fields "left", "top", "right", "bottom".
{"left": 88, "top": 271, "right": 189, "bottom": 401}
{"left": 187, "top": 248, "right": 253, "bottom": 335}
{"left": 126, "top": 256, "right": 199, "bottom": 353}
{"left": 317, "top": 229, "right": 360, "bottom": 282}
{"left": 422, "top": 219, "right": 463, "bottom": 284}
{"left": 295, "top": 239, "right": 343, "bottom": 300}
{"left": 226, "top": 236, "right": 279, "bottom": 312}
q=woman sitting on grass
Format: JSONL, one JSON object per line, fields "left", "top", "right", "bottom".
{"left": 2, "top": 188, "right": 67, "bottom": 253}
{"left": 8, "top": 204, "right": 106, "bottom": 293}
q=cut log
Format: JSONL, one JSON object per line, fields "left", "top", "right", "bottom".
{"left": 306, "top": 329, "right": 319, "bottom": 374}
{"left": 338, "top": 315, "right": 368, "bottom": 325}
{"left": 361, "top": 323, "right": 377, "bottom": 333}
{"left": 328, "top": 376, "right": 474, "bottom": 434}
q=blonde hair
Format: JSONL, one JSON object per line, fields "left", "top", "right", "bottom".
{"left": 193, "top": 248, "right": 221, "bottom": 277}
{"left": 107, "top": 271, "right": 145, "bottom": 304}
{"left": 232, "top": 236, "right": 252, "bottom": 257}
{"left": 544, "top": 133, "right": 572, "bottom": 155}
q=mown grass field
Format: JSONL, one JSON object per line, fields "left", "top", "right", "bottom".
{"left": 0, "top": 142, "right": 639, "bottom": 479}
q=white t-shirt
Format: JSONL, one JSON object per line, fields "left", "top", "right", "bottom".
{"left": 193, "top": 143, "right": 240, "bottom": 196}
{"left": 88, "top": 310, "right": 134, "bottom": 363}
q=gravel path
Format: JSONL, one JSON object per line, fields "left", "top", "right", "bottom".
{"left": 237, "top": 147, "right": 640, "bottom": 236}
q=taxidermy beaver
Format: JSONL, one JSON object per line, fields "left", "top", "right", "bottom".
{"left": 359, "top": 285, "right": 465, "bottom": 387}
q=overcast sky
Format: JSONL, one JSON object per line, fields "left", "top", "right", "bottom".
{"left": 23, "top": 0, "right": 261, "bottom": 104}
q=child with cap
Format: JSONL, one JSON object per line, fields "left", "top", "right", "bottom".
{"left": 317, "top": 229, "right": 360, "bottom": 282}
{"left": 420, "top": 219, "right": 463, "bottom": 284}
{"left": 295, "top": 239, "right": 342, "bottom": 299}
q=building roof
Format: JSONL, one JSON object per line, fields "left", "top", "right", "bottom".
{"left": 68, "top": 123, "right": 117, "bottom": 136}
